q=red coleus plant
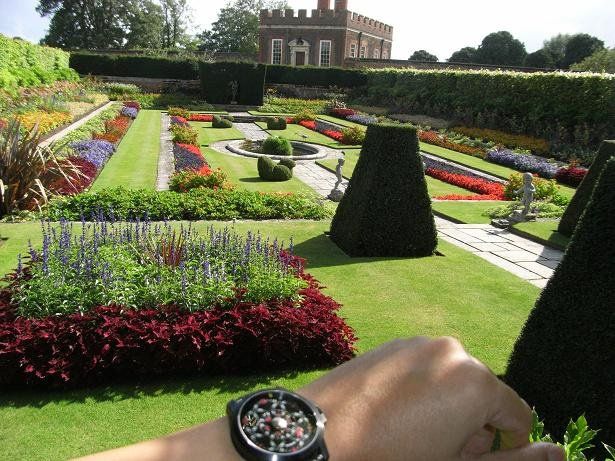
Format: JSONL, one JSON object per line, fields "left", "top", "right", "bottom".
{"left": 299, "top": 120, "right": 316, "bottom": 131}
{"left": 330, "top": 108, "right": 355, "bottom": 118}
{"left": 0, "top": 256, "right": 356, "bottom": 389}
{"left": 47, "top": 156, "right": 98, "bottom": 195}
{"left": 555, "top": 166, "right": 587, "bottom": 187}
{"left": 322, "top": 129, "right": 344, "bottom": 142}
{"left": 426, "top": 168, "right": 506, "bottom": 200}
{"left": 188, "top": 114, "right": 214, "bottom": 122}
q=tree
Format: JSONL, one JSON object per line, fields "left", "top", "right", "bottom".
{"left": 474, "top": 31, "right": 526, "bottom": 66}
{"left": 160, "top": 0, "right": 191, "bottom": 48}
{"left": 506, "top": 157, "right": 615, "bottom": 448}
{"left": 448, "top": 46, "right": 477, "bottom": 63}
{"left": 125, "top": 0, "right": 165, "bottom": 49}
{"left": 571, "top": 48, "right": 615, "bottom": 73}
{"left": 523, "top": 49, "right": 554, "bottom": 68}
{"left": 409, "top": 50, "right": 438, "bottom": 62}
{"left": 542, "top": 33, "right": 572, "bottom": 68}
{"left": 561, "top": 33, "right": 605, "bottom": 68}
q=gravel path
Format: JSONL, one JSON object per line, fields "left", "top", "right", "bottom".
{"left": 156, "top": 113, "right": 174, "bottom": 191}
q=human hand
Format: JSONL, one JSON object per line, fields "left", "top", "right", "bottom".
{"left": 300, "top": 337, "right": 565, "bottom": 461}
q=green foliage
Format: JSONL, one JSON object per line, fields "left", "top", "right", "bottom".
{"left": 211, "top": 115, "right": 233, "bottom": 128}
{"left": 100, "top": 82, "right": 141, "bottom": 99}
{"left": 542, "top": 34, "right": 573, "bottom": 69}
{"left": 168, "top": 106, "right": 190, "bottom": 118}
{"left": 571, "top": 48, "right": 615, "bottom": 74}
{"left": 270, "top": 164, "right": 292, "bottom": 181}
{"left": 524, "top": 49, "right": 555, "bottom": 69}
{"left": 125, "top": 93, "right": 213, "bottom": 110}
{"left": 409, "top": 50, "right": 438, "bottom": 62}
{"left": 257, "top": 156, "right": 276, "bottom": 179}
{"left": 475, "top": 31, "right": 527, "bottom": 66}
{"left": 278, "top": 158, "right": 296, "bottom": 170}
{"left": 45, "top": 187, "right": 330, "bottom": 221}
{"left": 504, "top": 173, "right": 565, "bottom": 203}
{"left": 70, "top": 53, "right": 200, "bottom": 80}
{"left": 267, "top": 116, "right": 287, "bottom": 130}
{"left": 60, "top": 106, "right": 121, "bottom": 146}
{"left": 562, "top": 33, "right": 605, "bottom": 69}
{"left": 330, "top": 123, "right": 437, "bottom": 257}
{"left": 199, "top": 61, "right": 266, "bottom": 105}
{"left": 257, "top": 156, "right": 294, "bottom": 182}
{"left": 559, "top": 141, "right": 615, "bottom": 236}
{"left": 265, "top": 65, "right": 368, "bottom": 88}
{"left": 484, "top": 201, "right": 565, "bottom": 219}
{"left": 448, "top": 46, "right": 477, "bottom": 63}
{"left": 262, "top": 136, "right": 292, "bottom": 156}
{"left": 506, "top": 158, "right": 615, "bottom": 450}
{"left": 169, "top": 169, "right": 228, "bottom": 192}
{"left": 341, "top": 126, "right": 365, "bottom": 145}
{"left": 170, "top": 124, "right": 198, "bottom": 144}
{"left": 291, "top": 109, "right": 319, "bottom": 122}
{"left": 261, "top": 98, "right": 325, "bottom": 115}
{"left": 0, "top": 34, "right": 78, "bottom": 91}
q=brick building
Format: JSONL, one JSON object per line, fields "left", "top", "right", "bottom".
{"left": 259, "top": 0, "right": 393, "bottom": 68}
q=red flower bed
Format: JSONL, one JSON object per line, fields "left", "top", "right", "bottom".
{"left": 426, "top": 168, "right": 506, "bottom": 200}
{"left": 299, "top": 120, "right": 316, "bottom": 130}
{"left": 0, "top": 260, "right": 356, "bottom": 389}
{"left": 434, "top": 193, "right": 505, "bottom": 201}
{"left": 123, "top": 101, "right": 142, "bottom": 110}
{"left": 285, "top": 117, "right": 295, "bottom": 124}
{"left": 330, "top": 108, "right": 355, "bottom": 118}
{"left": 419, "top": 130, "right": 486, "bottom": 158}
{"left": 47, "top": 157, "right": 97, "bottom": 195}
{"left": 555, "top": 166, "right": 587, "bottom": 187}
{"left": 188, "top": 114, "right": 214, "bottom": 122}
{"left": 93, "top": 132, "right": 121, "bottom": 143}
{"left": 105, "top": 116, "right": 130, "bottom": 135}
{"left": 323, "top": 129, "right": 344, "bottom": 142}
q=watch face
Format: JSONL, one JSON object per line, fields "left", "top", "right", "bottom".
{"left": 239, "top": 390, "right": 318, "bottom": 454}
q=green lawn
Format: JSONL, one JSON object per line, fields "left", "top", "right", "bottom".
{"left": 190, "top": 121, "right": 244, "bottom": 146}
{"left": 513, "top": 220, "right": 570, "bottom": 250}
{"left": 90, "top": 110, "right": 161, "bottom": 191}
{"left": 0, "top": 219, "right": 539, "bottom": 460}
{"left": 317, "top": 115, "right": 366, "bottom": 129}
{"left": 256, "top": 122, "right": 360, "bottom": 149}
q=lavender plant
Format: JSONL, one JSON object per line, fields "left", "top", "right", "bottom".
{"left": 13, "top": 220, "right": 306, "bottom": 318}
{"left": 69, "top": 140, "right": 115, "bottom": 169}
{"left": 120, "top": 106, "right": 138, "bottom": 119}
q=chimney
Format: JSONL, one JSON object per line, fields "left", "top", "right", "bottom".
{"left": 334, "top": 0, "right": 348, "bottom": 10}
{"left": 317, "top": 0, "right": 331, "bottom": 10}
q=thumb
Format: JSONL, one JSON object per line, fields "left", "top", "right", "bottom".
{"left": 480, "top": 443, "right": 565, "bottom": 461}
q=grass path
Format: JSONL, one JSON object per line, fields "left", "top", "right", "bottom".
{"left": 0, "top": 219, "right": 539, "bottom": 460}
{"left": 90, "top": 110, "right": 161, "bottom": 191}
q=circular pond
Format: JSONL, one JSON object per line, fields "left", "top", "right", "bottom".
{"left": 226, "top": 139, "right": 328, "bottom": 161}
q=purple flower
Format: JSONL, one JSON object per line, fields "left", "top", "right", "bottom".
{"left": 70, "top": 140, "right": 116, "bottom": 170}
{"left": 173, "top": 144, "right": 206, "bottom": 171}
{"left": 121, "top": 106, "right": 138, "bottom": 119}
{"left": 347, "top": 114, "right": 378, "bottom": 125}
{"left": 486, "top": 148, "right": 560, "bottom": 179}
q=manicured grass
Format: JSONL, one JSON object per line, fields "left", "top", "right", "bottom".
{"left": 0, "top": 219, "right": 539, "bottom": 460}
{"left": 432, "top": 201, "right": 501, "bottom": 224}
{"left": 90, "top": 110, "right": 161, "bottom": 191}
{"left": 190, "top": 121, "right": 244, "bottom": 145}
{"left": 513, "top": 220, "right": 570, "bottom": 249}
{"left": 256, "top": 122, "right": 360, "bottom": 149}
{"left": 318, "top": 149, "right": 474, "bottom": 197}
{"left": 317, "top": 115, "right": 366, "bottom": 129}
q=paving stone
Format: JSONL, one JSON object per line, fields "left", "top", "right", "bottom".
{"left": 437, "top": 229, "right": 486, "bottom": 243}
{"left": 461, "top": 228, "right": 511, "bottom": 243}
{"left": 538, "top": 259, "right": 560, "bottom": 270}
{"left": 529, "top": 279, "right": 549, "bottom": 289}
{"left": 491, "top": 242, "right": 527, "bottom": 251}
{"left": 466, "top": 242, "right": 510, "bottom": 252}
{"left": 437, "top": 234, "right": 479, "bottom": 253}
{"left": 474, "top": 252, "right": 543, "bottom": 280}
{"left": 456, "top": 224, "right": 496, "bottom": 229}
{"left": 492, "top": 250, "right": 546, "bottom": 263}
{"left": 518, "top": 261, "right": 555, "bottom": 278}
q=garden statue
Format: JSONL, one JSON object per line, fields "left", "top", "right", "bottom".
{"left": 492, "top": 172, "right": 537, "bottom": 228}
{"left": 328, "top": 158, "right": 345, "bottom": 202}
{"left": 229, "top": 80, "right": 239, "bottom": 105}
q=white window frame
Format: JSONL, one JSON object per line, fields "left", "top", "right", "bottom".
{"left": 359, "top": 45, "right": 366, "bottom": 58}
{"left": 319, "top": 40, "right": 331, "bottom": 67}
{"left": 350, "top": 42, "right": 357, "bottom": 58}
{"left": 271, "top": 39, "right": 282, "bottom": 65}
{"left": 373, "top": 49, "right": 380, "bottom": 59}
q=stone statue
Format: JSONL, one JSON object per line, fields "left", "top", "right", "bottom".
{"left": 492, "top": 172, "right": 537, "bottom": 228}
{"left": 328, "top": 158, "right": 346, "bottom": 202}
{"left": 229, "top": 80, "right": 239, "bottom": 105}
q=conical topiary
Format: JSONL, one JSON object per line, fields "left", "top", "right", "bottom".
{"left": 558, "top": 140, "right": 615, "bottom": 236}
{"left": 506, "top": 157, "right": 615, "bottom": 446}
{"left": 329, "top": 123, "right": 437, "bottom": 257}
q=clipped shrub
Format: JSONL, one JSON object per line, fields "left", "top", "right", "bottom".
{"left": 262, "top": 136, "right": 292, "bottom": 156}
{"left": 257, "top": 156, "right": 276, "bottom": 179}
{"left": 341, "top": 126, "right": 366, "bottom": 145}
{"left": 330, "top": 124, "right": 438, "bottom": 257}
{"left": 505, "top": 157, "right": 615, "bottom": 448}
{"left": 278, "top": 158, "right": 296, "bottom": 170}
{"left": 258, "top": 157, "right": 294, "bottom": 182}
{"left": 265, "top": 65, "right": 368, "bottom": 88}
{"left": 211, "top": 115, "right": 233, "bottom": 129}
{"left": 199, "top": 61, "right": 266, "bottom": 105}
{"left": 558, "top": 140, "right": 615, "bottom": 236}
{"left": 271, "top": 164, "right": 293, "bottom": 182}
{"left": 267, "top": 117, "right": 287, "bottom": 130}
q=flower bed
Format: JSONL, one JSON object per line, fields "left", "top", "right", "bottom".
{"left": 170, "top": 115, "right": 189, "bottom": 127}
{"left": 69, "top": 140, "right": 115, "bottom": 169}
{"left": 188, "top": 114, "right": 214, "bottom": 122}
{"left": 298, "top": 120, "right": 345, "bottom": 143}
{"left": 0, "top": 221, "right": 355, "bottom": 388}
{"left": 554, "top": 165, "right": 587, "bottom": 187}
{"left": 15, "top": 110, "right": 73, "bottom": 135}
{"left": 47, "top": 156, "right": 98, "bottom": 195}
{"left": 452, "top": 126, "right": 550, "bottom": 155}
{"left": 486, "top": 148, "right": 560, "bottom": 179}
{"left": 347, "top": 114, "right": 378, "bottom": 125}
{"left": 330, "top": 108, "right": 356, "bottom": 118}
{"left": 419, "top": 130, "right": 486, "bottom": 158}
{"left": 426, "top": 168, "right": 506, "bottom": 200}
{"left": 120, "top": 106, "right": 138, "bottom": 119}
{"left": 173, "top": 143, "right": 207, "bottom": 171}
{"left": 123, "top": 100, "right": 141, "bottom": 110}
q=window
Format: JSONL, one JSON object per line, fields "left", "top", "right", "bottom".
{"left": 271, "top": 39, "right": 282, "bottom": 65}
{"left": 373, "top": 49, "right": 380, "bottom": 59}
{"left": 359, "top": 45, "right": 366, "bottom": 58}
{"left": 350, "top": 43, "right": 357, "bottom": 58}
{"left": 382, "top": 50, "right": 389, "bottom": 59}
{"left": 319, "top": 40, "right": 331, "bottom": 67}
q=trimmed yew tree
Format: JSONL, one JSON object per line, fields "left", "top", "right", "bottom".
{"left": 330, "top": 124, "right": 437, "bottom": 257}
{"left": 558, "top": 140, "right": 615, "bottom": 236}
{"left": 506, "top": 157, "right": 615, "bottom": 446}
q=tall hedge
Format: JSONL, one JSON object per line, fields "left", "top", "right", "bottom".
{"left": 200, "top": 62, "right": 266, "bottom": 105}
{"left": 361, "top": 68, "right": 615, "bottom": 147}
{"left": 69, "top": 52, "right": 200, "bottom": 80}
{"left": 558, "top": 140, "right": 615, "bottom": 236}
{"left": 0, "top": 34, "right": 78, "bottom": 91}
{"left": 266, "top": 65, "right": 368, "bottom": 88}
{"left": 330, "top": 124, "right": 437, "bottom": 257}
{"left": 505, "top": 157, "right": 615, "bottom": 447}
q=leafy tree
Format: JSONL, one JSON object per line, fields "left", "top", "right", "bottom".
{"left": 571, "top": 48, "right": 615, "bottom": 73}
{"left": 160, "top": 0, "right": 191, "bottom": 48}
{"left": 561, "top": 33, "right": 605, "bottom": 68}
{"left": 523, "top": 49, "right": 554, "bottom": 68}
{"left": 542, "top": 33, "right": 572, "bottom": 68}
{"left": 409, "top": 49, "right": 438, "bottom": 62}
{"left": 125, "top": 0, "right": 165, "bottom": 49}
{"left": 448, "top": 46, "right": 477, "bottom": 63}
{"left": 475, "top": 31, "right": 527, "bottom": 66}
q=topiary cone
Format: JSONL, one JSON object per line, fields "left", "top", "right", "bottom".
{"left": 330, "top": 123, "right": 437, "bottom": 257}
{"left": 505, "top": 157, "right": 615, "bottom": 447}
{"left": 558, "top": 140, "right": 615, "bottom": 236}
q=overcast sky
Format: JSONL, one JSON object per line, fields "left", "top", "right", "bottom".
{"left": 1, "top": 0, "right": 614, "bottom": 60}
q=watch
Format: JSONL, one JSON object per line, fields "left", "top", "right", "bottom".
{"left": 226, "top": 388, "right": 329, "bottom": 461}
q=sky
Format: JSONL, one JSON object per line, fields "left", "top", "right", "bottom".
{"left": 1, "top": 0, "right": 614, "bottom": 60}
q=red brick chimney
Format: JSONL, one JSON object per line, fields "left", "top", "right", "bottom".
{"left": 317, "top": 0, "right": 331, "bottom": 10}
{"left": 334, "top": 0, "right": 348, "bottom": 10}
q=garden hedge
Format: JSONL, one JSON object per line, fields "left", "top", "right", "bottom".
{"left": 0, "top": 34, "right": 78, "bottom": 91}
{"left": 330, "top": 123, "right": 438, "bottom": 257}
{"left": 505, "top": 157, "right": 615, "bottom": 448}
{"left": 266, "top": 65, "right": 368, "bottom": 88}
{"left": 361, "top": 68, "right": 615, "bottom": 147}
{"left": 199, "top": 62, "right": 266, "bottom": 105}
{"left": 558, "top": 140, "right": 615, "bottom": 236}
{"left": 69, "top": 52, "right": 200, "bottom": 79}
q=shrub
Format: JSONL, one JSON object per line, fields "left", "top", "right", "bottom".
{"left": 168, "top": 107, "right": 190, "bottom": 118}
{"left": 173, "top": 143, "right": 206, "bottom": 171}
{"left": 278, "top": 158, "right": 296, "bottom": 170}
{"left": 211, "top": 115, "right": 233, "bottom": 129}
{"left": 505, "top": 157, "right": 615, "bottom": 448}
{"left": 170, "top": 124, "right": 198, "bottom": 144}
{"left": 341, "top": 126, "right": 365, "bottom": 145}
{"left": 504, "top": 173, "right": 563, "bottom": 202}
{"left": 330, "top": 124, "right": 438, "bottom": 257}
{"left": 267, "top": 117, "right": 287, "bottom": 130}
{"left": 199, "top": 62, "right": 266, "bottom": 105}
{"left": 169, "top": 168, "right": 228, "bottom": 192}
{"left": 559, "top": 140, "right": 615, "bottom": 236}
{"left": 271, "top": 164, "right": 293, "bottom": 181}
{"left": 261, "top": 98, "right": 326, "bottom": 115}
{"left": 452, "top": 126, "right": 550, "bottom": 155}
{"left": 45, "top": 187, "right": 330, "bottom": 221}
{"left": 257, "top": 156, "right": 276, "bottom": 179}
{"left": 265, "top": 65, "right": 368, "bottom": 88}
{"left": 262, "top": 136, "right": 292, "bottom": 156}
{"left": 554, "top": 165, "right": 587, "bottom": 186}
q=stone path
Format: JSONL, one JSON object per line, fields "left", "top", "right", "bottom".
{"left": 156, "top": 113, "right": 174, "bottom": 191}
{"left": 293, "top": 162, "right": 348, "bottom": 197}
{"left": 234, "top": 122, "right": 268, "bottom": 141}
{"left": 435, "top": 217, "right": 563, "bottom": 288}
{"left": 40, "top": 101, "right": 114, "bottom": 148}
